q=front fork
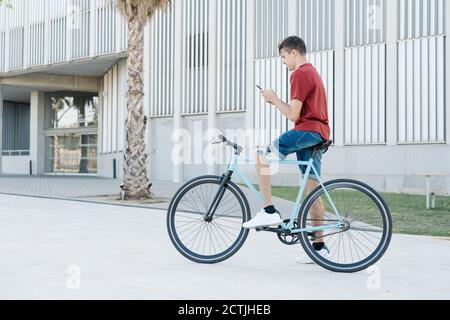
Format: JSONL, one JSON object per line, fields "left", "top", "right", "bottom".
{"left": 203, "top": 171, "right": 234, "bottom": 222}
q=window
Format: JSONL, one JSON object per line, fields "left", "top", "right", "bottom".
{"left": 45, "top": 94, "right": 98, "bottom": 129}
{"left": 2, "top": 101, "right": 30, "bottom": 156}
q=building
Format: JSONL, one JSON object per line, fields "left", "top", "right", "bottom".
{"left": 0, "top": 0, "right": 449, "bottom": 195}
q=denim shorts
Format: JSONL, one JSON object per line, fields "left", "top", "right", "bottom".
{"left": 270, "top": 130, "right": 325, "bottom": 181}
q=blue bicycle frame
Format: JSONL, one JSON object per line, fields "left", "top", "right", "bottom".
{"left": 226, "top": 152, "right": 344, "bottom": 234}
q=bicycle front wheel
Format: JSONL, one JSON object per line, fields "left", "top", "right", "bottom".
{"left": 167, "top": 175, "right": 251, "bottom": 264}
{"left": 298, "top": 179, "right": 392, "bottom": 273}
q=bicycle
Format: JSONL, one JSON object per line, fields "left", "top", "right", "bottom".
{"left": 167, "top": 135, "right": 392, "bottom": 273}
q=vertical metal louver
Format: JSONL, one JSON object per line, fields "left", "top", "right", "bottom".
{"left": 254, "top": 0, "right": 289, "bottom": 59}
{"left": 95, "top": 0, "right": 116, "bottom": 54}
{"left": 398, "top": 0, "right": 445, "bottom": 40}
{"left": 344, "top": 0, "right": 387, "bottom": 145}
{"left": 397, "top": 0, "right": 446, "bottom": 144}
{"left": 299, "top": 0, "right": 336, "bottom": 142}
{"left": 182, "top": 0, "right": 209, "bottom": 115}
{"left": 346, "top": 0, "right": 386, "bottom": 47}
{"left": 298, "top": 0, "right": 335, "bottom": 52}
{"left": 148, "top": 1, "right": 175, "bottom": 117}
{"left": 69, "top": 0, "right": 90, "bottom": 59}
{"left": 28, "top": 0, "right": 45, "bottom": 66}
{"left": 216, "top": 0, "right": 246, "bottom": 113}
{"left": 48, "top": 0, "right": 67, "bottom": 63}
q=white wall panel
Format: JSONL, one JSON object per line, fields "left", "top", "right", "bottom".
{"left": 398, "top": 36, "right": 446, "bottom": 143}
{"left": 29, "top": 22, "right": 45, "bottom": 66}
{"left": 182, "top": 0, "right": 208, "bottom": 115}
{"left": 70, "top": 6, "right": 90, "bottom": 59}
{"left": 0, "top": 32, "right": 5, "bottom": 71}
{"left": 298, "top": 0, "right": 335, "bottom": 52}
{"left": 101, "top": 60, "right": 126, "bottom": 154}
{"left": 216, "top": 0, "right": 246, "bottom": 112}
{"left": 308, "top": 50, "right": 335, "bottom": 141}
{"left": 255, "top": 0, "right": 288, "bottom": 59}
{"left": 346, "top": 0, "right": 386, "bottom": 47}
{"left": 253, "top": 57, "right": 289, "bottom": 146}
{"left": 9, "top": 27, "right": 24, "bottom": 70}
{"left": 148, "top": 1, "right": 175, "bottom": 117}
{"left": 344, "top": 44, "right": 386, "bottom": 144}
{"left": 49, "top": 17, "right": 66, "bottom": 63}
{"left": 95, "top": 1, "right": 116, "bottom": 54}
{"left": 398, "top": 0, "right": 445, "bottom": 40}
{"left": 0, "top": 0, "right": 126, "bottom": 74}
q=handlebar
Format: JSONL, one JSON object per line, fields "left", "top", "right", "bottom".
{"left": 214, "top": 135, "right": 243, "bottom": 155}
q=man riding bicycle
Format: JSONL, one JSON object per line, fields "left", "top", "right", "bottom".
{"left": 242, "top": 36, "right": 331, "bottom": 261}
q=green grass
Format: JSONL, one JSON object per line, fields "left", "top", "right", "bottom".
{"left": 243, "top": 184, "right": 450, "bottom": 237}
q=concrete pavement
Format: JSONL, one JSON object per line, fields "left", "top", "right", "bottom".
{"left": 0, "top": 193, "right": 449, "bottom": 300}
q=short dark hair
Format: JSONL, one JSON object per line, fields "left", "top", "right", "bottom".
{"left": 278, "top": 36, "right": 307, "bottom": 56}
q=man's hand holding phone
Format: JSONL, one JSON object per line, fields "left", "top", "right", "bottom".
{"left": 257, "top": 85, "right": 280, "bottom": 106}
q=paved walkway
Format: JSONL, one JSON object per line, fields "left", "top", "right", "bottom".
{"left": 0, "top": 193, "right": 449, "bottom": 299}
{"left": 0, "top": 175, "right": 297, "bottom": 217}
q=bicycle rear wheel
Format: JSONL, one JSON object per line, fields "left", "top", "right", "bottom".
{"left": 167, "top": 175, "right": 251, "bottom": 264}
{"left": 298, "top": 179, "right": 392, "bottom": 273}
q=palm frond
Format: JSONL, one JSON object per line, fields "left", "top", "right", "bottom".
{"left": 116, "top": 0, "right": 171, "bottom": 23}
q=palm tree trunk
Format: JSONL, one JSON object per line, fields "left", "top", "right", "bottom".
{"left": 123, "top": 17, "right": 151, "bottom": 200}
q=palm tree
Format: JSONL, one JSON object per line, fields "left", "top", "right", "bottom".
{"left": 0, "top": 0, "right": 11, "bottom": 7}
{"left": 116, "top": 0, "right": 171, "bottom": 200}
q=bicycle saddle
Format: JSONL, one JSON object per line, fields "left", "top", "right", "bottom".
{"left": 308, "top": 140, "right": 333, "bottom": 153}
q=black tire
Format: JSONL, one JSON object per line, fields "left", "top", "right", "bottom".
{"left": 298, "top": 179, "right": 392, "bottom": 273}
{"left": 167, "top": 175, "right": 251, "bottom": 264}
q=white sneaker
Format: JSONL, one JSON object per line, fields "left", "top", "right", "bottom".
{"left": 242, "top": 209, "right": 283, "bottom": 229}
{"left": 296, "top": 245, "right": 330, "bottom": 264}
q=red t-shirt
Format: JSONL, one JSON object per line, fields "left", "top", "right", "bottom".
{"left": 290, "top": 63, "right": 330, "bottom": 141}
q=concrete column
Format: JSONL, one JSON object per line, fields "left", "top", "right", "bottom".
{"left": 172, "top": 0, "right": 184, "bottom": 182}
{"left": 333, "top": 0, "right": 346, "bottom": 146}
{"left": 30, "top": 91, "right": 45, "bottom": 175}
{"left": 385, "top": 0, "right": 398, "bottom": 146}
{"left": 207, "top": 0, "right": 218, "bottom": 175}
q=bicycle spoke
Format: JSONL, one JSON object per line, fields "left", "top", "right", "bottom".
{"left": 301, "top": 182, "right": 389, "bottom": 269}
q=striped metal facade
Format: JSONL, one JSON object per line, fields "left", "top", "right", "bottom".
{"left": 253, "top": 0, "right": 336, "bottom": 146}
{"left": 346, "top": 0, "right": 386, "bottom": 47}
{"left": 398, "top": 0, "right": 445, "bottom": 40}
{"left": 254, "top": 0, "right": 289, "bottom": 59}
{"left": 344, "top": 0, "right": 387, "bottom": 145}
{"left": 253, "top": 58, "right": 289, "bottom": 146}
{"left": 101, "top": 61, "right": 126, "bottom": 154}
{"left": 0, "top": 0, "right": 127, "bottom": 73}
{"left": 308, "top": 50, "right": 335, "bottom": 142}
{"left": 148, "top": 1, "right": 175, "bottom": 117}
{"left": 95, "top": 0, "right": 117, "bottom": 55}
{"left": 298, "top": 0, "right": 336, "bottom": 142}
{"left": 298, "top": 0, "right": 335, "bottom": 52}
{"left": 216, "top": 0, "right": 246, "bottom": 113}
{"left": 252, "top": 0, "right": 289, "bottom": 146}
{"left": 181, "top": 0, "right": 209, "bottom": 115}
{"left": 397, "top": 0, "right": 446, "bottom": 144}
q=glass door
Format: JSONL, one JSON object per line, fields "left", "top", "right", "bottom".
{"left": 45, "top": 134, "right": 97, "bottom": 174}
